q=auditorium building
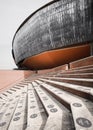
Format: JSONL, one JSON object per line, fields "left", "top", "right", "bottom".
{"left": 12, "top": 0, "right": 93, "bottom": 70}
{"left": 0, "top": 1, "right": 93, "bottom": 130}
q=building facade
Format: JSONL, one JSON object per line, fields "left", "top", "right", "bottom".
{"left": 12, "top": 0, "right": 93, "bottom": 70}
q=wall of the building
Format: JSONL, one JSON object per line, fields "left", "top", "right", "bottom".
{"left": 0, "top": 70, "right": 32, "bottom": 92}
{"left": 13, "top": 0, "right": 93, "bottom": 66}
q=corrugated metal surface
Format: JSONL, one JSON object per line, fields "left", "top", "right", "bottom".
{"left": 12, "top": 0, "right": 93, "bottom": 65}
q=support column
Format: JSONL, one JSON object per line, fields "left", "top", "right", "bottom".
{"left": 90, "top": 43, "right": 93, "bottom": 55}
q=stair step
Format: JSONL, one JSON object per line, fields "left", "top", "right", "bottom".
{"left": 0, "top": 101, "right": 5, "bottom": 109}
{"left": 0, "top": 99, "right": 19, "bottom": 130}
{"left": 60, "top": 68, "right": 93, "bottom": 74}
{"left": 44, "top": 77, "right": 93, "bottom": 87}
{"left": 26, "top": 84, "right": 46, "bottom": 130}
{"left": 32, "top": 82, "right": 64, "bottom": 130}
{"left": 70, "top": 65, "right": 93, "bottom": 70}
{"left": 8, "top": 87, "right": 27, "bottom": 130}
{"left": 55, "top": 73, "right": 93, "bottom": 79}
{"left": 39, "top": 78, "right": 93, "bottom": 100}
{"left": 70, "top": 56, "right": 93, "bottom": 69}
{"left": 0, "top": 63, "right": 93, "bottom": 130}
{"left": 36, "top": 80, "right": 93, "bottom": 130}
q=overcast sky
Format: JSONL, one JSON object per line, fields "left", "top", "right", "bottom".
{"left": 0, "top": 0, "right": 50, "bottom": 70}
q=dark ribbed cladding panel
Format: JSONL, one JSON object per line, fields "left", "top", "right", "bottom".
{"left": 12, "top": 0, "right": 93, "bottom": 64}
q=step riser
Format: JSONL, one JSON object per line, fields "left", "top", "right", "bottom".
{"left": 57, "top": 74, "right": 93, "bottom": 79}
{"left": 47, "top": 78, "right": 93, "bottom": 88}
{"left": 39, "top": 80, "right": 92, "bottom": 101}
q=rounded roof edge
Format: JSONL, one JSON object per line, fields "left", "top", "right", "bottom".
{"left": 12, "top": 0, "right": 59, "bottom": 47}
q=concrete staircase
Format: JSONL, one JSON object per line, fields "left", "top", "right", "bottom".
{"left": 0, "top": 56, "right": 93, "bottom": 130}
